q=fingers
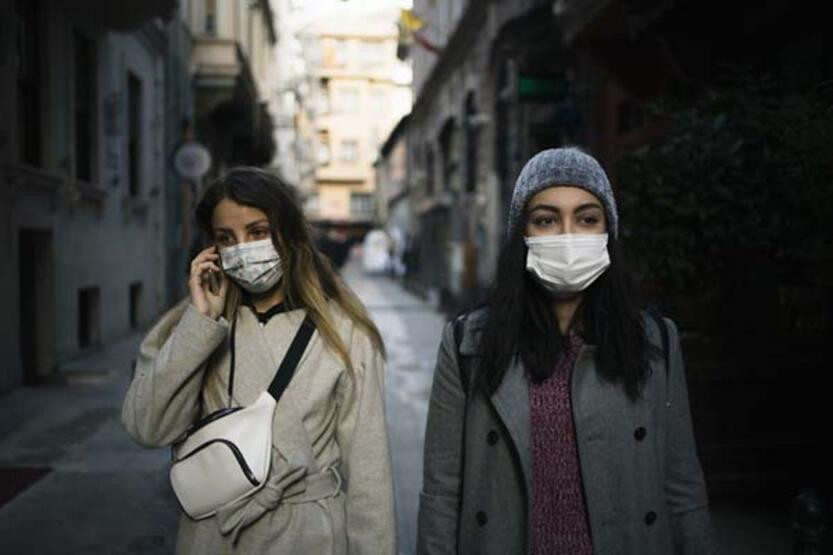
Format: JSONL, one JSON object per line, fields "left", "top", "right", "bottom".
{"left": 191, "top": 247, "right": 220, "bottom": 269}
{"left": 190, "top": 260, "right": 220, "bottom": 282}
{"left": 191, "top": 254, "right": 219, "bottom": 270}
{"left": 189, "top": 247, "right": 225, "bottom": 318}
{"left": 195, "top": 261, "right": 222, "bottom": 279}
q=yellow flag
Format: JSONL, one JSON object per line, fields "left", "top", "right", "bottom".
{"left": 400, "top": 9, "right": 426, "bottom": 32}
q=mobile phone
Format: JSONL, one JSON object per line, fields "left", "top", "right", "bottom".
{"left": 205, "top": 270, "right": 221, "bottom": 295}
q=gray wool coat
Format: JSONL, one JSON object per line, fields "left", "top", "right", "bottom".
{"left": 417, "top": 310, "right": 718, "bottom": 555}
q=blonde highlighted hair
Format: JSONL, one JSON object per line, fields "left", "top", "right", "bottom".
{"left": 195, "top": 167, "right": 384, "bottom": 369}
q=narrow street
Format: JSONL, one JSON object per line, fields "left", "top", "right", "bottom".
{"left": 0, "top": 255, "right": 797, "bottom": 554}
{"left": 343, "top": 258, "right": 446, "bottom": 554}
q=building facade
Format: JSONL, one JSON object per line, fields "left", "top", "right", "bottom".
{"left": 407, "top": 1, "right": 558, "bottom": 307}
{"left": 186, "top": 0, "right": 277, "bottom": 177}
{"left": 375, "top": 114, "right": 411, "bottom": 278}
{"left": 0, "top": 0, "right": 176, "bottom": 391}
{"left": 268, "top": 0, "right": 316, "bottom": 194}
{"left": 0, "top": 0, "right": 282, "bottom": 393}
{"left": 299, "top": 9, "right": 412, "bottom": 236}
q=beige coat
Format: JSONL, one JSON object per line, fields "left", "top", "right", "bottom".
{"left": 122, "top": 299, "right": 396, "bottom": 554}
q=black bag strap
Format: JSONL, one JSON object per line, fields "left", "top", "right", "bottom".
{"left": 267, "top": 314, "right": 315, "bottom": 402}
{"left": 227, "top": 312, "right": 316, "bottom": 407}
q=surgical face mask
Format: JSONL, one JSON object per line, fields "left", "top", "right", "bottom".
{"left": 219, "top": 238, "right": 283, "bottom": 294}
{"left": 524, "top": 233, "right": 610, "bottom": 296}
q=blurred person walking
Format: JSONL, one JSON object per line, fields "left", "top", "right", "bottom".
{"left": 417, "top": 148, "right": 716, "bottom": 554}
{"left": 122, "top": 168, "right": 395, "bottom": 554}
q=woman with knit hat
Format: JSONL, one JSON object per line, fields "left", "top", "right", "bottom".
{"left": 417, "top": 147, "right": 717, "bottom": 554}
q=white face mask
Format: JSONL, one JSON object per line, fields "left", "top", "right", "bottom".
{"left": 219, "top": 239, "right": 283, "bottom": 294}
{"left": 524, "top": 233, "right": 610, "bottom": 296}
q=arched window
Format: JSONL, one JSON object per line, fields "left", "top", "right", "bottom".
{"left": 464, "top": 92, "right": 479, "bottom": 193}
{"left": 439, "top": 118, "right": 458, "bottom": 192}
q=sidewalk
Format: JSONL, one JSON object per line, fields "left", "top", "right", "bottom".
{"left": 0, "top": 331, "right": 180, "bottom": 554}
{"left": 343, "top": 260, "right": 447, "bottom": 555}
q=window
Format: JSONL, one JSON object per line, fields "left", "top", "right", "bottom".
{"left": 129, "top": 282, "right": 143, "bottom": 329}
{"left": 317, "top": 131, "right": 331, "bottom": 165}
{"left": 338, "top": 87, "right": 360, "bottom": 112}
{"left": 339, "top": 140, "right": 359, "bottom": 163}
{"left": 205, "top": 0, "right": 217, "bottom": 35}
{"left": 73, "top": 31, "right": 96, "bottom": 182}
{"left": 350, "top": 193, "right": 374, "bottom": 215}
{"left": 16, "top": 0, "right": 41, "bottom": 166}
{"left": 370, "top": 89, "right": 387, "bottom": 114}
{"left": 318, "top": 78, "right": 330, "bottom": 114}
{"left": 439, "top": 119, "right": 459, "bottom": 191}
{"left": 78, "top": 286, "right": 101, "bottom": 348}
{"left": 332, "top": 39, "right": 348, "bottom": 67}
{"left": 127, "top": 72, "right": 143, "bottom": 196}
{"left": 359, "top": 41, "right": 386, "bottom": 66}
{"left": 464, "top": 93, "right": 479, "bottom": 192}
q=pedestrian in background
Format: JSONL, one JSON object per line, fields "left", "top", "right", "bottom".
{"left": 417, "top": 147, "right": 716, "bottom": 554}
{"left": 122, "top": 168, "right": 396, "bottom": 554}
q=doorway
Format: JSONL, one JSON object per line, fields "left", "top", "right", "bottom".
{"left": 18, "top": 229, "right": 54, "bottom": 385}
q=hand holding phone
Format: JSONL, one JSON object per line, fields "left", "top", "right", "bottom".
{"left": 188, "top": 246, "right": 228, "bottom": 320}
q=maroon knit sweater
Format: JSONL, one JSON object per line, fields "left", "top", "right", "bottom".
{"left": 528, "top": 331, "right": 593, "bottom": 554}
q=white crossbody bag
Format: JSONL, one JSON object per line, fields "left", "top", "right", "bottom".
{"left": 169, "top": 313, "right": 315, "bottom": 520}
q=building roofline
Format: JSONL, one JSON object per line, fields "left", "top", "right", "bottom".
{"left": 411, "top": 1, "right": 486, "bottom": 119}
{"left": 380, "top": 114, "right": 411, "bottom": 158}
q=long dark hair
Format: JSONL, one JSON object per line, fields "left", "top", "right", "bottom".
{"left": 474, "top": 221, "right": 655, "bottom": 400}
{"left": 195, "top": 167, "right": 385, "bottom": 367}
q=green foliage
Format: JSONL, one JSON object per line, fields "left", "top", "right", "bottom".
{"left": 617, "top": 74, "right": 833, "bottom": 293}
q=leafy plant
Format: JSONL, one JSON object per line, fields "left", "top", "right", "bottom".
{"left": 617, "top": 73, "right": 833, "bottom": 294}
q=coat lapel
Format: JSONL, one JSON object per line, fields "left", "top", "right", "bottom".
{"left": 225, "top": 308, "right": 278, "bottom": 404}
{"left": 489, "top": 357, "right": 532, "bottom": 499}
{"left": 570, "top": 344, "right": 598, "bottom": 425}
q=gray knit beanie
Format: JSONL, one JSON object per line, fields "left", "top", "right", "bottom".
{"left": 507, "top": 147, "right": 618, "bottom": 238}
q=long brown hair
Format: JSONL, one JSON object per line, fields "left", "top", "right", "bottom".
{"left": 195, "top": 167, "right": 385, "bottom": 369}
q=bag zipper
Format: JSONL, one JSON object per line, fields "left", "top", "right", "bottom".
{"left": 174, "top": 438, "right": 261, "bottom": 487}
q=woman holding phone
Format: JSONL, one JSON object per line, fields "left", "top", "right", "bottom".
{"left": 122, "top": 167, "right": 395, "bottom": 554}
{"left": 417, "top": 147, "right": 716, "bottom": 554}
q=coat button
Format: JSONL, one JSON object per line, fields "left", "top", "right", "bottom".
{"left": 486, "top": 430, "right": 499, "bottom": 445}
{"left": 644, "top": 510, "right": 657, "bottom": 525}
{"left": 476, "top": 511, "right": 488, "bottom": 526}
{"left": 634, "top": 426, "right": 647, "bottom": 441}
